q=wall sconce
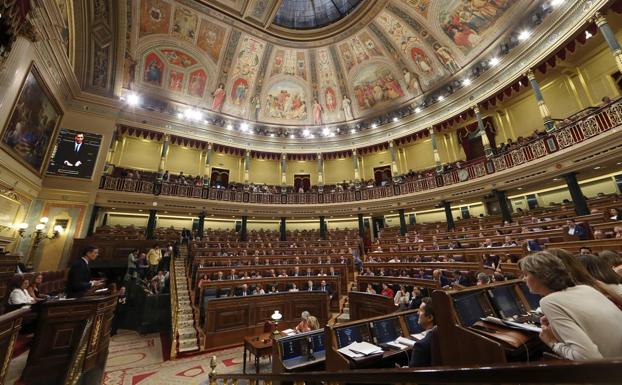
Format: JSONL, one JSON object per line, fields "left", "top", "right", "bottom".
{"left": 16, "top": 217, "right": 64, "bottom": 250}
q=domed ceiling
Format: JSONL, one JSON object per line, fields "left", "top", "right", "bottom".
{"left": 123, "top": 0, "right": 535, "bottom": 130}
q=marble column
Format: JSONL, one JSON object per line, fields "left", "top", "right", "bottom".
{"left": 443, "top": 201, "right": 455, "bottom": 231}
{"left": 494, "top": 189, "right": 512, "bottom": 223}
{"left": 146, "top": 210, "right": 157, "bottom": 240}
{"left": 473, "top": 106, "right": 493, "bottom": 158}
{"left": 319, "top": 216, "right": 326, "bottom": 240}
{"left": 279, "top": 217, "right": 286, "bottom": 241}
{"left": 526, "top": 69, "right": 555, "bottom": 132}
{"left": 564, "top": 173, "right": 590, "bottom": 216}
{"left": 398, "top": 208, "right": 407, "bottom": 236}
{"left": 594, "top": 12, "right": 622, "bottom": 73}
{"left": 357, "top": 213, "right": 365, "bottom": 239}
{"left": 240, "top": 216, "right": 247, "bottom": 242}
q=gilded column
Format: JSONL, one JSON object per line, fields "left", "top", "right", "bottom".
{"left": 526, "top": 69, "right": 555, "bottom": 132}
{"left": 104, "top": 130, "right": 119, "bottom": 175}
{"left": 317, "top": 153, "right": 324, "bottom": 186}
{"left": 203, "top": 143, "right": 213, "bottom": 179}
{"left": 352, "top": 149, "right": 360, "bottom": 182}
{"left": 244, "top": 149, "right": 251, "bottom": 183}
{"left": 593, "top": 12, "right": 622, "bottom": 73}
{"left": 473, "top": 106, "right": 493, "bottom": 158}
{"left": 430, "top": 127, "right": 442, "bottom": 172}
{"left": 388, "top": 140, "right": 399, "bottom": 175}
{"left": 280, "top": 153, "right": 287, "bottom": 186}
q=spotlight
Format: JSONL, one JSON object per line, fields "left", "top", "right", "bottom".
{"left": 585, "top": 30, "right": 593, "bottom": 40}
{"left": 551, "top": 0, "right": 564, "bottom": 6}
{"left": 518, "top": 30, "right": 531, "bottom": 41}
{"left": 415, "top": 107, "right": 422, "bottom": 113}
{"left": 290, "top": 134, "right": 296, "bottom": 139}
{"left": 371, "top": 123, "right": 378, "bottom": 129}
{"left": 350, "top": 129, "right": 357, "bottom": 134}
{"left": 322, "top": 127, "right": 331, "bottom": 137}
{"left": 303, "top": 129, "right": 310, "bottom": 137}
{"left": 437, "top": 95, "right": 445, "bottom": 102}
{"left": 184, "top": 108, "right": 203, "bottom": 121}
{"left": 226, "top": 123, "right": 233, "bottom": 130}
{"left": 489, "top": 57, "right": 500, "bottom": 67}
{"left": 393, "top": 117, "right": 399, "bottom": 122}
{"left": 462, "top": 78, "right": 472, "bottom": 86}
{"left": 270, "top": 133, "right": 275, "bottom": 137}
{"left": 240, "top": 122, "right": 249, "bottom": 131}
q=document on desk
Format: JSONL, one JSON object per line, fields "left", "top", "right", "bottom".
{"left": 281, "top": 328, "right": 296, "bottom": 336}
{"left": 410, "top": 332, "right": 427, "bottom": 341}
{"left": 395, "top": 336, "right": 415, "bottom": 347}
{"left": 347, "top": 341, "right": 383, "bottom": 356}
{"left": 482, "top": 316, "right": 542, "bottom": 333}
{"left": 337, "top": 346, "right": 364, "bottom": 358}
{"left": 386, "top": 341, "right": 409, "bottom": 350}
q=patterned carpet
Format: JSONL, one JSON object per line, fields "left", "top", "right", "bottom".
{"left": 103, "top": 330, "right": 270, "bottom": 385}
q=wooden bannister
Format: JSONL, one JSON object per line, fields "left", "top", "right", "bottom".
{"left": 209, "top": 359, "right": 622, "bottom": 384}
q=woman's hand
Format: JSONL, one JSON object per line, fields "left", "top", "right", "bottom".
{"left": 539, "top": 324, "right": 559, "bottom": 347}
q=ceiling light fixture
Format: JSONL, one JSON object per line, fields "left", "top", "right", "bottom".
{"left": 551, "top": 0, "right": 565, "bottom": 6}
{"left": 462, "top": 78, "right": 472, "bottom": 86}
{"left": 290, "top": 134, "right": 295, "bottom": 139}
{"left": 437, "top": 95, "right": 445, "bottom": 102}
{"left": 489, "top": 57, "right": 500, "bottom": 67}
{"left": 518, "top": 30, "right": 531, "bottom": 41}
{"left": 585, "top": 30, "right": 593, "bottom": 40}
{"left": 593, "top": 166, "right": 602, "bottom": 170}
{"left": 226, "top": 123, "right": 233, "bottom": 130}
{"left": 303, "top": 129, "right": 310, "bottom": 137}
{"left": 371, "top": 123, "right": 378, "bottom": 129}
{"left": 322, "top": 127, "right": 331, "bottom": 136}
{"left": 240, "top": 122, "right": 249, "bottom": 132}
{"left": 126, "top": 93, "right": 141, "bottom": 106}
{"left": 393, "top": 117, "right": 399, "bottom": 122}
{"left": 350, "top": 129, "right": 357, "bottom": 134}
{"left": 415, "top": 107, "right": 422, "bottom": 113}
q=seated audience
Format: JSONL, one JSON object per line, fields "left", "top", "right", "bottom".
{"left": 380, "top": 283, "right": 394, "bottom": 298}
{"left": 600, "top": 250, "right": 622, "bottom": 276}
{"left": 365, "top": 283, "right": 376, "bottom": 294}
{"left": 10, "top": 277, "right": 36, "bottom": 305}
{"left": 27, "top": 274, "right": 49, "bottom": 300}
{"left": 519, "top": 251, "right": 622, "bottom": 360}
{"left": 393, "top": 285, "right": 410, "bottom": 309}
{"left": 566, "top": 219, "right": 587, "bottom": 240}
{"left": 610, "top": 208, "right": 622, "bottom": 221}
{"left": 578, "top": 254, "right": 622, "bottom": 296}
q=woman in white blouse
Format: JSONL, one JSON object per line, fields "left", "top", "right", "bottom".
{"left": 519, "top": 251, "right": 622, "bottom": 360}
{"left": 9, "top": 277, "right": 36, "bottom": 306}
{"left": 393, "top": 285, "right": 411, "bottom": 309}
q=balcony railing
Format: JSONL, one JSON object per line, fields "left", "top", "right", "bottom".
{"left": 99, "top": 100, "right": 622, "bottom": 205}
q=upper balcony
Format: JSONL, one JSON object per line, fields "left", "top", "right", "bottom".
{"left": 96, "top": 99, "right": 622, "bottom": 217}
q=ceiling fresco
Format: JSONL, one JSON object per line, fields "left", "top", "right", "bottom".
{"left": 119, "top": 0, "right": 535, "bottom": 127}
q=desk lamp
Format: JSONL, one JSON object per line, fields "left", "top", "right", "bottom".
{"left": 271, "top": 310, "right": 282, "bottom": 336}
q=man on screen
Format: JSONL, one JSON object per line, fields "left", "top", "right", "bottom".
{"left": 60, "top": 133, "right": 87, "bottom": 167}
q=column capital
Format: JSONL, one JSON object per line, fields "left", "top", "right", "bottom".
{"left": 525, "top": 69, "right": 536, "bottom": 80}
{"left": 163, "top": 134, "right": 170, "bottom": 142}
{"left": 317, "top": 152, "right": 322, "bottom": 160}
{"left": 592, "top": 11, "right": 607, "bottom": 27}
{"left": 352, "top": 149, "right": 357, "bottom": 156}
{"left": 429, "top": 127, "right": 435, "bottom": 135}
{"left": 281, "top": 153, "right": 287, "bottom": 160}
{"left": 472, "top": 105, "right": 480, "bottom": 115}
{"left": 207, "top": 142, "right": 213, "bottom": 150}
{"left": 389, "top": 140, "right": 395, "bottom": 147}
{"left": 245, "top": 149, "right": 251, "bottom": 156}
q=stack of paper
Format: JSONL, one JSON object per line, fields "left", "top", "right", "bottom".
{"left": 410, "top": 332, "right": 427, "bottom": 341}
{"left": 386, "top": 341, "right": 409, "bottom": 350}
{"left": 395, "top": 336, "right": 416, "bottom": 347}
{"left": 338, "top": 341, "right": 383, "bottom": 358}
{"left": 281, "top": 328, "right": 296, "bottom": 336}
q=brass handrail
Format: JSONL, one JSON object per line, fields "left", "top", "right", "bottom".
{"left": 169, "top": 247, "right": 178, "bottom": 360}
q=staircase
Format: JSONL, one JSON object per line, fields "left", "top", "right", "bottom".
{"left": 170, "top": 245, "right": 201, "bottom": 357}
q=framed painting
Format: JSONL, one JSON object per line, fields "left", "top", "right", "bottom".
{"left": 0, "top": 63, "right": 63, "bottom": 176}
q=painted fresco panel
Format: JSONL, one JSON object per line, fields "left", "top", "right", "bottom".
{"left": 196, "top": 19, "right": 227, "bottom": 64}
{"left": 139, "top": 0, "right": 171, "bottom": 37}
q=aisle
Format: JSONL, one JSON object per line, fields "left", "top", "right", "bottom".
{"left": 103, "top": 330, "right": 269, "bottom": 385}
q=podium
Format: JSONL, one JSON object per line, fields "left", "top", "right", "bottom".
{"left": 21, "top": 295, "right": 117, "bottom": 385}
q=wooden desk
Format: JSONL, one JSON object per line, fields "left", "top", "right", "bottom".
{"left": 203, "top": 291, "right": 330, "bottom": 350}
{"left": 348, "top": 291, "right": 395, "bottom": 321}
{"left": 243, "top": 333, "right": 273, "bottom": 373}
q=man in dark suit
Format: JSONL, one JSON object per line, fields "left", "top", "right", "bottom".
{"left": 67, "top": 245, "right": 101, "bottom": 298}
{"left": 319, "top": 280, "right": 332, "bottom": 300}
{"left": 566, "top": 219, "right": 588, "bottom": 240}
{"left": 409, "top": 297, "right": 437, "bottom": 367}
{"left": 59, "top": 133, "right": 88, "bottom": 168}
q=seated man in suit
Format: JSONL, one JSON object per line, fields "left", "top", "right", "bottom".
{"left": 319, "top": 280, "right": 332, "bottom": 300}
{"left": 306, "top": 280, "right": 315, "bottom": 291}
{"left": 67, "top": 245, "right": 102, "bottom": 298}
{"left": 238, "top": 283, "right": 251, "bottom": 296}
{"left": 566, "top": 219, "right": 588, "bottom": 240}
{"left": 409, "top": 297, "right": 437, "bottom": 367}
